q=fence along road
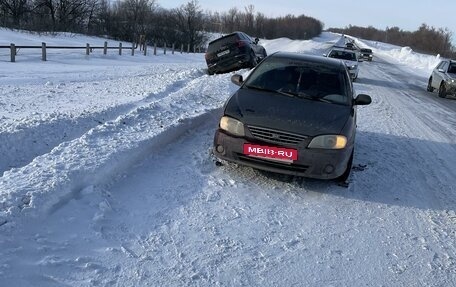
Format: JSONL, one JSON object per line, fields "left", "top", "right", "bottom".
{"left": 0, "top": 41, "right": 206, "bottom": 62}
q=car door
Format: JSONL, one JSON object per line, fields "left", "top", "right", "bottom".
{"left": 244, "top": 33, "right": 261, "bottom": 56}
{"left": 433, "top": 61, "right": 448, "bottom": 87}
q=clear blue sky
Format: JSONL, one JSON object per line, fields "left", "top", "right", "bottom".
{"left": 159, "top": 0, "right": 455, "bottom": 42}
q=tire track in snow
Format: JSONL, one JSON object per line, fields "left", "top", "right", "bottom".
{"left": 354, "top": 55, "right": 456, "bottom": 283}
{"left": 0, "top": 68, "right": 206, "bottom": 176}
{"left": 0, "top": 70, "right": 237, "bottom": 226}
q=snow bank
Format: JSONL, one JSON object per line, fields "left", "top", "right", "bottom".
{"left": 260, "top": 32, "right": 340, "bottom": 55}
{"left": 354, "top": 37, "right": 441, "bottom": 73}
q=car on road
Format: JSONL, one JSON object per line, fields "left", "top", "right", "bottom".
{"left": 427, "top": 60, "right": 456, "bottom": 98}
{"left": 205, "top": 31, "right": 267, "bottom": 75}
{"left": 213, "top": 52, "right": 371, "bottom": 181}
{"left": 360, "top": 48, "right": 373, "bottom": 61}
{"left": 326, "top": 47, "right": 360, "bottom": 81}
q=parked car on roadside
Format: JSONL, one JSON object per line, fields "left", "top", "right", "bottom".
{"left": 213, "top": 52, "right": 371, "bottom": 182}
{"left": 427, "top": 60, "right": 456, "bottom": 98}
{"left": 205, "top": 31, "right": 267, "bottom": 75}
{"left": 326, "top": 47, "right": 360, "bottom": 81}
{"left": 360, "top": 48, "right": 373, "bottom": 61}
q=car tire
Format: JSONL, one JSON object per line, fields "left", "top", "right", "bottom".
{"left": 427, "top": 78, "right": 434, "bottom": 92}
{"left": 249, "top": 50, "right": 258, "bottom": 68}
{"left": 438, "top": 82, "right": 447, "bottom": 98}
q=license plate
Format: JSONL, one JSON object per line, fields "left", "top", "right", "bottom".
{"left": 217, "top": 50, "right": 229, "bottom": 57}
{"left": 243, "top": 143, "right": 298, "bottom": 162}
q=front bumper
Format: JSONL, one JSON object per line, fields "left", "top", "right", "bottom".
{"left": 213, "top": 130, "right": 353, "bottom": 180}
{"left": 445, "top": 81, "right": 456, "bottom": 94}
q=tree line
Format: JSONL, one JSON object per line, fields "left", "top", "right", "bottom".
{"left": 329, "top": 24, "right": 455, "bottom": 58}
{"left": 0, "top": 0, "right": 323, "bottom": 51}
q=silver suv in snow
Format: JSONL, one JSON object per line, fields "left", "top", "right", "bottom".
{"left": 427, "top": 60, "right": 456, "bottom": 98}
{"left": 326, "top": 47, "right": 360, "bottom": 81}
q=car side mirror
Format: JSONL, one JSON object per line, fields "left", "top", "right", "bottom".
{"left": 231, "top": 74, "right": 244, "bottom": 86}
{"left": 254, "top": 37, "right": 259, "bottom": 44}
{"left": 322, "top": 53, "right": 327, "bottom": 57}
{"left": 354, "top": 94, "right": 371, "bottom": 105}
{"left": 438, "top": 68, "right": 445, "bottom": 73}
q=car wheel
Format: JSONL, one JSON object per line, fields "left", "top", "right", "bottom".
{"left": 249, "top": 50, "right": 258, "bottom": 68}
{"left": 438, "top": 82, "right": 447, "bottom": 98}
{"left": 427, "top": 77, "right": 434, "bottom": 92}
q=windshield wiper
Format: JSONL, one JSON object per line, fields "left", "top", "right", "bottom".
{"left": 245, "top": 85, "right": 334, "bottom": 103}
{"left": 244, "top": 85, "right": 299, "bottom": 98}
{"left": 296, "top": 93, "right": 333, "bottom": 104}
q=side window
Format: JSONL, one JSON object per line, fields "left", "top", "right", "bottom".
{"left": 437, "top": 62, "right": 445, "bottom": 69}
{"left": 442, "top": 62, "right": 449, "bottom": 72}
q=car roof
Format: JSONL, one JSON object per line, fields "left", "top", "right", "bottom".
{"left": 269, "top": 52, "right": 346, "bottom": 71}
{"left": 331, "top": 46, "right": 356, "bottom": 53}
{"left": 208, "top": 31, "right": 248, "bottom": 45}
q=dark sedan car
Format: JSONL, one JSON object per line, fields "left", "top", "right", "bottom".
{"left": 213, "top": 52, "right": 371, "bottom": 181}
{"left": 205, "top": 31, "right": 267, "bottom": 75}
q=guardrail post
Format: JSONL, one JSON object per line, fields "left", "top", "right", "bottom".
{"left": 103, "top": 41, "right": 107, "bottom": 55}
{"left": 164, "top": 42, "right": 167, "bottom": 55}
{"left": 119, "top": 42, "right": 122, "bottom": 55}
{"left": 180, "top": 43, "right": 183, "bottom": 54}
{"left": 187, "top": 43, "right": 190, "bottom": 53}
{"left": 131, "top": 42, "right": 134, "bottom": 56}
{"left": 144, "top": 43, "right": 147, "bottom": 56}
{"left": 154, "top": 43, "right": 157, "bottom": 55}
{"left": 42, "top": 42, "right": 47, "bottom": 61}
{"left": 86, "top": 43, "right": 90, "bottom": 55}
{"left": 10, "top": 44, "right": 15, "bottom": 62}
{"left": 172, "top": 43, "right": 175, "bottom": 55}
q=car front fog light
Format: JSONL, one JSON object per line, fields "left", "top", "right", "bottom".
{"left": 219, "top": 116, "right": 245, "bottom": 137}
{"left": 308, "top": 135, "right": 347, "bottom": 149}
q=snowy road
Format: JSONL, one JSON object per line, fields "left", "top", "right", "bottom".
{"left": 1, "top": 32, "right": 456, "bottom": 286}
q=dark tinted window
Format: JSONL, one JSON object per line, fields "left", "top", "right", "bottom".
{"left": 329, "top": 50, "right": 357, "bottom": 61}
{"left": 207, "top": 34, "right": 240, "bottom": 53}
{"left": 244, "top": 57, "right": 348, "bottom": 104}
{"left": 448, "top": 64, "right": 456, "bottom": 74}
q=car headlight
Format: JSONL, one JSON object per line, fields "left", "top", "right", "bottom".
{"left": 219, "top": 116, "right": 245, "bottom": 136}
{"left": 308, "top": 135, "right": 347, "bottom": 149}
{"left": 348, "top": 65, "right": 356, "bottom": 70}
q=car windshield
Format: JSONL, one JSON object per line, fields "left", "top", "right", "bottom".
{"left": 329, "top": 50, "right": 356, "bottom": 61}
{"left": 243, "top": 57, "right": 348, "bottom": 105}
{"left": 448, "top": 64, "right": 456, "bottom": 74}
{"left": 207, "top": 34, "right": 239, "bottom": 53}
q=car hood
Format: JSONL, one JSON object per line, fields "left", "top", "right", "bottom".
{"left": 448, "top": 73, "right": 456, "bottom": 79}
{"left": 344, "top": 60, "right": 358, "bottom": 67}
{"left": 224, "top": 88, "right": 351, "bottom": 137}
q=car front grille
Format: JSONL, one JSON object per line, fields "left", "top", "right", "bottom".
{"left": 247, "top": 126, "right": 308, "bottom": 146}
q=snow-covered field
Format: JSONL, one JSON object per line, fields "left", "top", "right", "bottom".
{"left": 1, "top": 29, "right": 456, "bottom": 286}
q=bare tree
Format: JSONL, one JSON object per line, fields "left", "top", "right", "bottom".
{"left": 0, "top": 0, "right": 30, "bottom": 27}
{"left": 174, "top": 0, "right": 205, "bottom": 51}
